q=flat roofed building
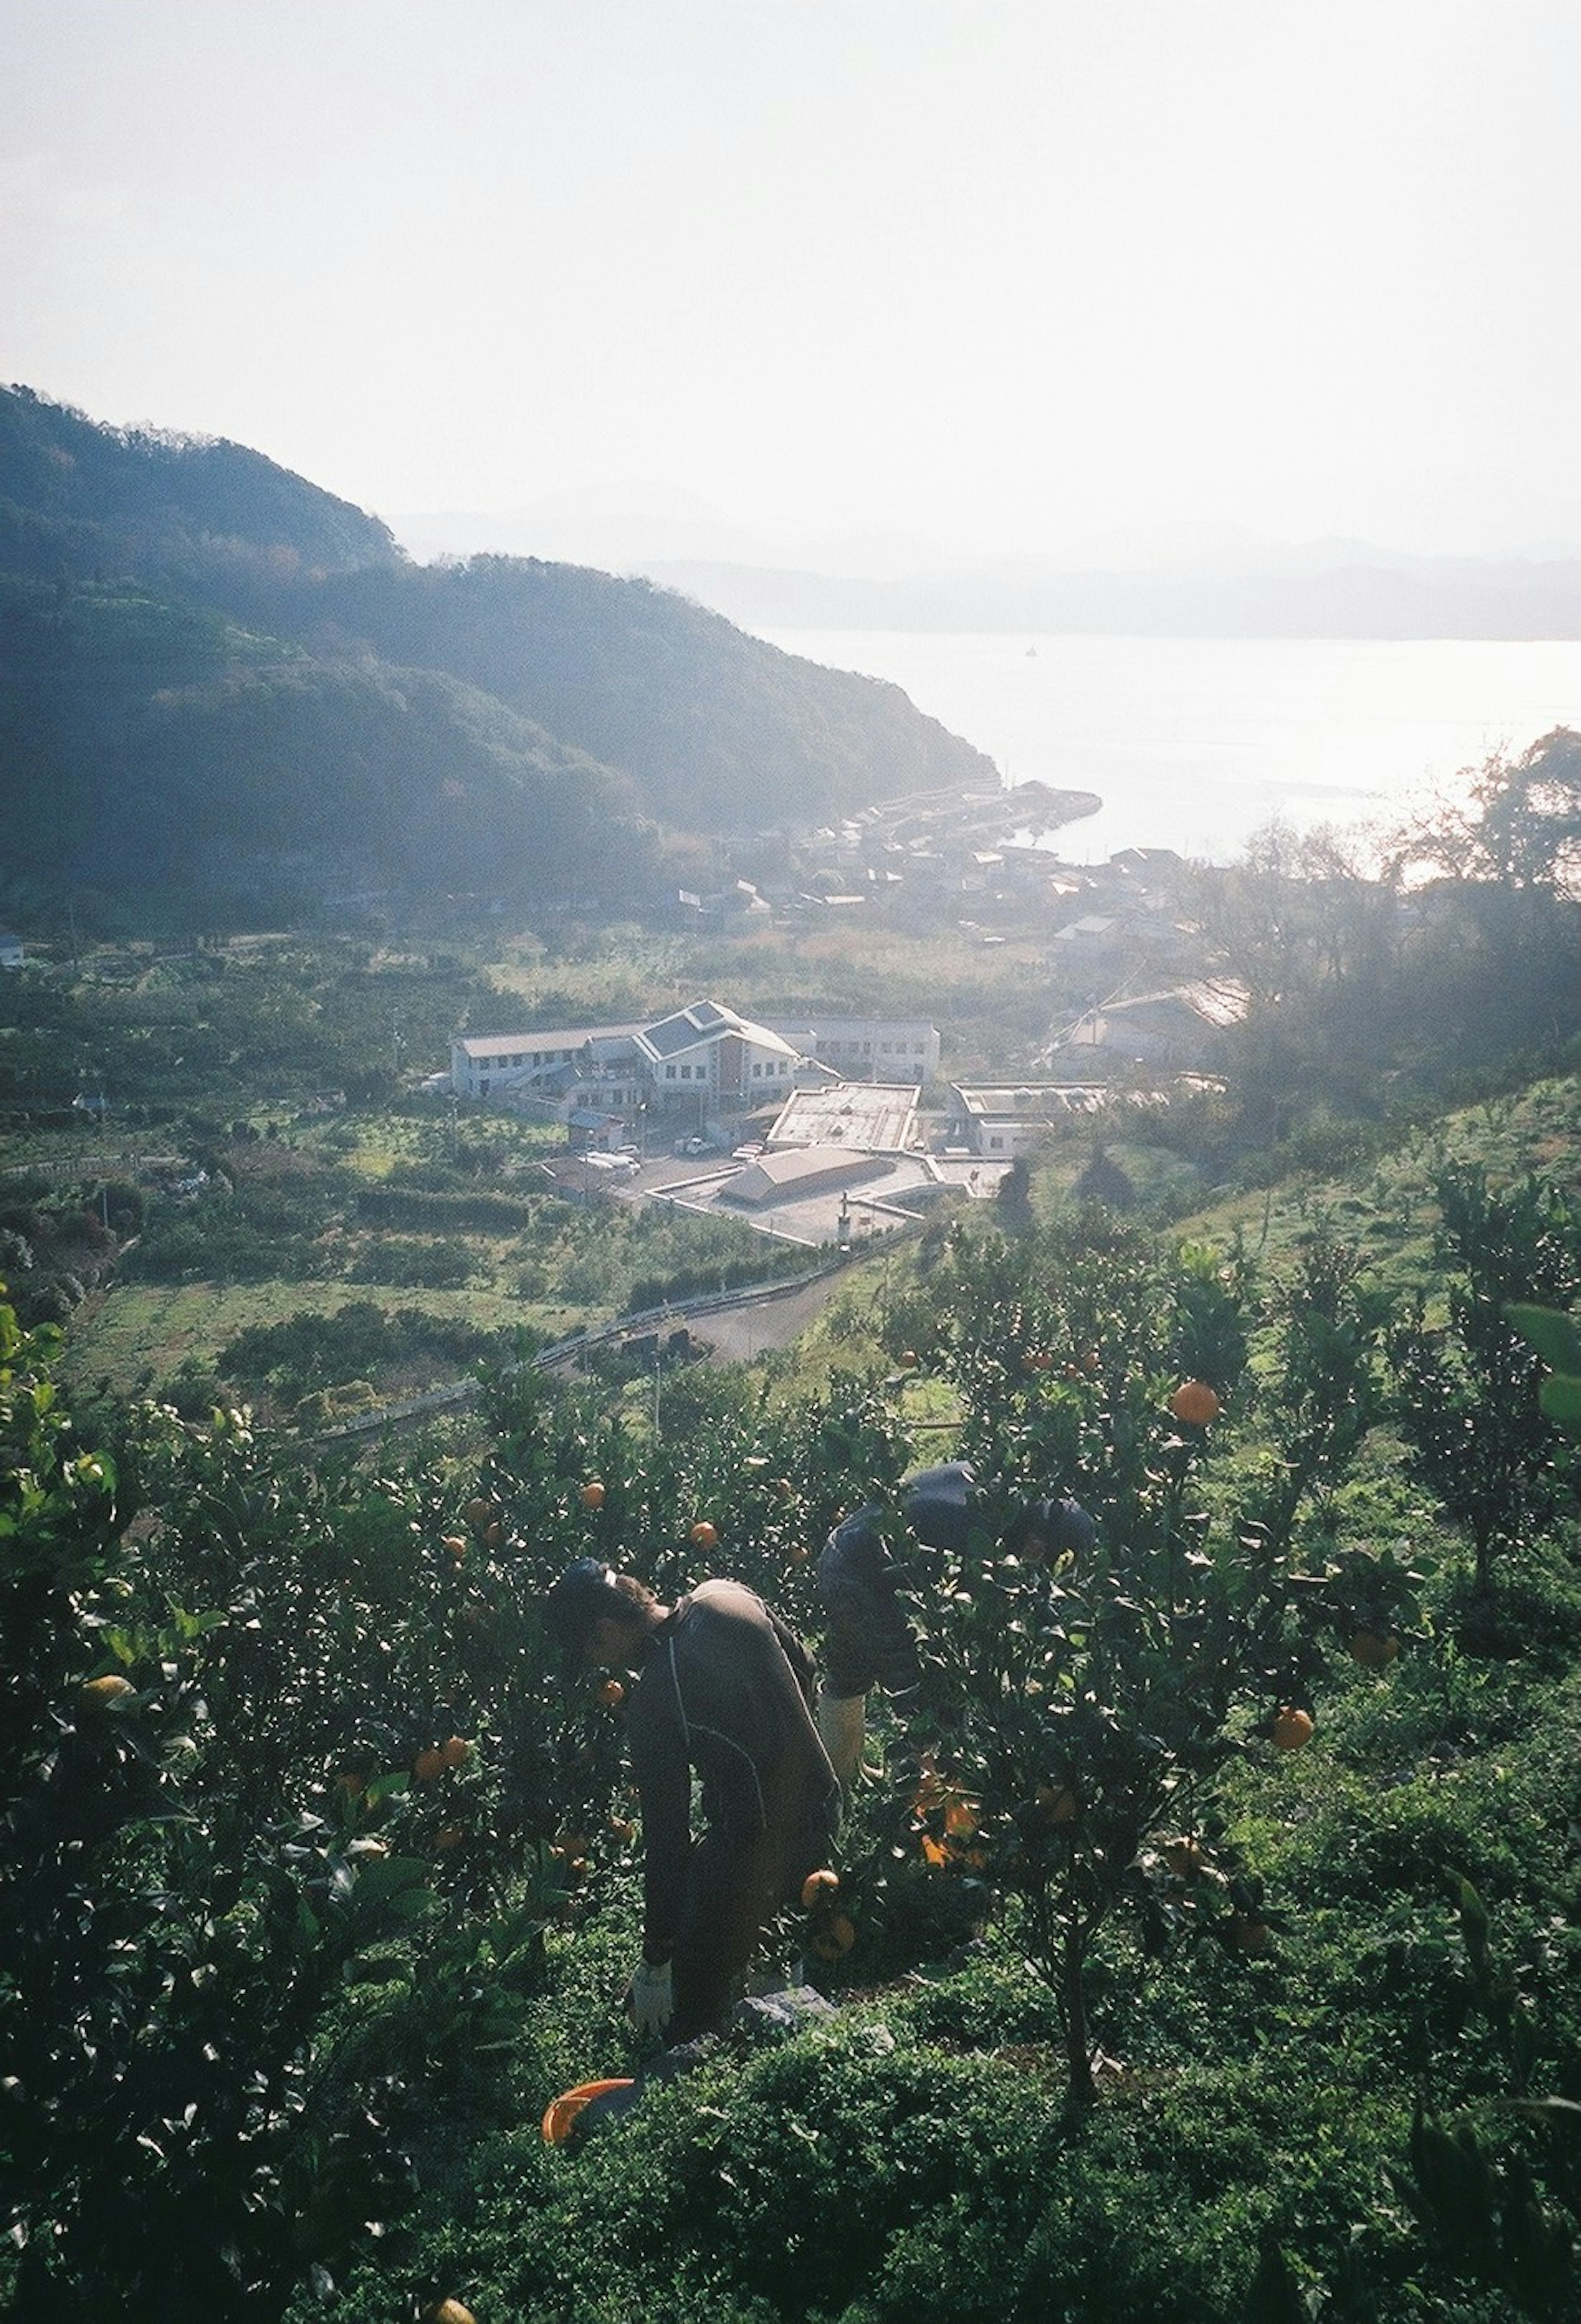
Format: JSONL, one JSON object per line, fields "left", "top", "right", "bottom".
{"left": 766, "top": 1082, "right": 922, "bottom": 1155}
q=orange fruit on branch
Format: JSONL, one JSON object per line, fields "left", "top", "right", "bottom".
{"left": 596, "top": 1676, "right": 626, "bottom": 1709}
{"left": 801, "top": 1867, "right": 841, "bottom": 1911}
{"left": 1169, "top": 1379, "right": 1221, "bottom": 1426}
{"left": 580, "top": 1480, "right": 606, "bottom": 1510}
{"left": 77, "top": 1673, "right": 135, "bottom": 1712}
{"left": 689, "top": 1519, "right": 719, "bottom": 1549}
{"left": 1348, "top": 1629, "right": 1400, "bottom": 1669}
{"left": 1270, "top": 1706, "right": 1315, "bottom": 1752}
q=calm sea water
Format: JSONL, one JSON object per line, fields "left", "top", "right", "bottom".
{"left": 761, "top": 630, "right": 1581, "bottom": 863}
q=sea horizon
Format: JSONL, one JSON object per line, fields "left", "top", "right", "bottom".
{"left": 758, "top": 628, "right": 1581, "bottom": 864}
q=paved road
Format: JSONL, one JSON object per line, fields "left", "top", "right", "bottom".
{"left": 688, "top": 1272, "right": 850, "bottom": 1364}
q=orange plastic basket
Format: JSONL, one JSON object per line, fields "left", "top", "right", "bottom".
{"left": 541, "top": 2077, "right": 636, "bottom": 2146}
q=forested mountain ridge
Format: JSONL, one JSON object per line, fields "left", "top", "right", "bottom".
{"left": 0, "top": 383, "right": 398, "bottom": 588}
{"left": 0, "top": 387, "right": 992, "bottom": 926}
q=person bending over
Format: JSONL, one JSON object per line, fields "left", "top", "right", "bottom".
{"left": 814, "top": 1460, "right": 1096, "bottom": 1783}
{"left": 544, "top": 1558, "right": 840, "bottom": 2045}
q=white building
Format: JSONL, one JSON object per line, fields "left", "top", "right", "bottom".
{"left": 449, "top": 999, "right": 802, "bottom": 1121}
{"left": 761, "top": 1014, "right": 940, "bottom": 1084}
{"left": 946, "top": 1083, "right": 1111, "bottom": 1158}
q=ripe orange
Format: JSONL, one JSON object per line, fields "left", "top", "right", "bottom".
{"left": 1271, "top": 1706, "right": 1315, "bottom": 1752}
{"left": 423, "top": 2298, "right": 478, "bottom": 2324}
{"left": 1349, "top": 1629, "right": 1400, "bottom": 1669}
{"left": 581, "top": 1479, "right": 606, "bottom": 1510}
{"left": 411, "top": 1745, "right": 448, "bottom": 1784}
{"left": 441, "top": 1534, "right": 467, "bottom": 1563}
{"left": 689, "top": 1519, "right": 719, "bottom": 1549}
{"left": 437, "top": 1735, "right": 471, "bottom": 1771}
{"left": 898, "top": 1349, "right": 919, "bottom": 1369}
{"left": 77, "top": 1673, "right": 135, "bottom": 1710}
{"left": 943, "top": 1795, "right": 979, "bottom": 1839}
{"left": 482, "top": 1521, "right": 504, "bottom": 1550}
{"left": 1169, "top": 1379, "right": 1221, "bottom": 1426}
{"left": 1162, "top": 1836, "right": 1207, "bottom": 1879}
{"left": 596, "top": 1676, "right": 626, "bottom": 1709}
{"left": 801, "top": 1867, "right": 841, "bottom": 1910}
{"left": 786, "top": 1540, "right": 810, "bottom": 1568}
{"left": 810, "top": 1912, "right": 856, "bottom": 1960}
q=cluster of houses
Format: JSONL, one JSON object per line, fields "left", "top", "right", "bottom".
{"left": 669, "top": 786, "right": 1206, "bottom": 967}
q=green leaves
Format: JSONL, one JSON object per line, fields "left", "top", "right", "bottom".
{"left": 1506, "top": 1301, "right": 1581, "bottom": 1431}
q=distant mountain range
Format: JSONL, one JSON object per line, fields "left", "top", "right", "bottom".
{"left": 0, "top": 387, "right": 993, "bottom": 931}
{"left": 391, "top": 496, "right": 1581, "bottom": 641}
{"left": 641, "top": 550, "right": 1581, "bottom": 641}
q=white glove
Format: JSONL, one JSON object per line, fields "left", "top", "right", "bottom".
{"left": 816, "top": 1691, "right": 868, "bottom": 1788}
{"left": 625, "top": 1958, "right": 674, "bottom": 2036}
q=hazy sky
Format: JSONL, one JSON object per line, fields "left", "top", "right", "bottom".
{"left": 3, "top": 0, "right": 1578, "bottom": 566}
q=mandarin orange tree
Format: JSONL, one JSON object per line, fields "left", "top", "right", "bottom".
{"left": 844, "top": 1210, "right": 1397, "bottom": 2102}
{"left": 1389, "top": 1162, "right": 1580, "bottom": 1625}
{"left": 0, "top": 1299, "right": 620, "bottom": 2319}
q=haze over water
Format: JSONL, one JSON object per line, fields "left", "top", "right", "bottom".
{"left": 762, "top": 630, "right": 1581, "bottom": 864}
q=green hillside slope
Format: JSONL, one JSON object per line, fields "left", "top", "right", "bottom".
{"left": 0, "top": 579, "right": 652, "bottom": 922}
{"left": 0, "top": 388, "right": 992, "bottom": 924}
{"left": 299, "top": 554, "right": 997, "bottom": 830}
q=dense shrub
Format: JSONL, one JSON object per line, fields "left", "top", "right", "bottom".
{"left": 216, "top": 1302, "right": 505, "bottom": 1402}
